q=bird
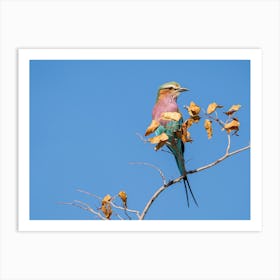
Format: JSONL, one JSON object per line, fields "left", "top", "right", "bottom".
{"left": 145, "top": 81, "right": 198, "bottom": 207}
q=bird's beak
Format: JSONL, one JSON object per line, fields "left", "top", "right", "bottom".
{"left": 178, "top": 87, "right": 189, "bottom": 92}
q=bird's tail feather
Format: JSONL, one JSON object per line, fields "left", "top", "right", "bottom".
{"left": 182, "top": 179, "right": 190, "bottom": 208}
{"left": 167, "top": 143, "right": 198, "bottom": 207}
{"left": 184, "top": 176, "right": 199, "bottom": 208}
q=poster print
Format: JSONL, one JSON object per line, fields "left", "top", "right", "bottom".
{"left": 18, "top": 49, "right": 262, "bottom": 231}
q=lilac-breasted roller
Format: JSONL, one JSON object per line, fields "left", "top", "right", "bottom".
{"left": 145, "top": 81, "right": 198, "bottom": 207}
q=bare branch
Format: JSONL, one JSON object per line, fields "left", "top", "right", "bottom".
{"left": 188, "top": 144, "right": 250, "bottom": 174}
{"left": 58, "top": 201, "right": 106, "bottom": 220}
{"left": 140, "top": 175, "right": 185, "bottom": 220}
{"left": 140, "top": 144, "right": 250, "bottom": 220}
{"left": 129, "top": 162, "right": 167, "bottom": 185}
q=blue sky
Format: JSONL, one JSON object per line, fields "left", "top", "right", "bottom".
{"left": 30, "top": 59, "right": 250, "bottom": 220}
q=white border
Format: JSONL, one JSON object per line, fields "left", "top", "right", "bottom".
{"left": 18, "top": 49, "right": 262, "bottom": 232}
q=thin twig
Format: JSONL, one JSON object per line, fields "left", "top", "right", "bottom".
{"left": 110, "top": 201, "right": 141, "bottom": 219}
{"left": 205, "top": 113, "right": 225, "bottom": 128}
{"left": 76, "top": 188, "right": 102, "bottom": 200}
{"left": 58, "top": 201, "right": 106, "bottom": 220}
{"left": 140, "top": 175, "right": 185, "bottom": 220}
{"left": 113, "top": 212, "right": 125, "bottom": 220}
{"left": 226, "top": 134, "right": 231, "bottom": 154}
{"left": 140, "top": 144, "right": 250, "bottom": 220}
{"left": 187, "top": 144, "right": 250, "bottom": 174}
{"left": 160, "top": 149, "right": 173, "bottom": 155}
{"left": 129, "top": 162, "right": 167, "bottom": 185}
{"left": 136, "top": 132, "right": 148, "bottom": 143}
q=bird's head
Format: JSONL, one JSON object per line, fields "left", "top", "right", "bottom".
{"left": 156, "top": 81, "right": 189, "bottom": 102}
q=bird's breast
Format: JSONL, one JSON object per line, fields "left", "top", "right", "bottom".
{"left": 152, "top": 100, "right": 179, "bottom": 126}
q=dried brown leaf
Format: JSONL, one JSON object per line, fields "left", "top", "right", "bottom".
{"left": 102, "top": 194, "right": 112, "bottom": 205}
{"left": 118, "top": 191, "right": 127, "bottom": 208}
{"left": 181, "top": 123, "right": 192, "bottom": 143}
{"left": 148, "top": 132, "right": 169, "bottom": 144}
{"left": 186, "top": 101, "right": 200, "bottom": 117}
{"left": 191, "top": 115, "right": 201, "bottom": 123}
{"left": 223, "top": 118, "right": 240, "bottom": 133}
{"left": 160, "top": 112, "right": 182, "bottom": 122}
{"left": 207, "top": 102, "right": 223, "bottom": 114}
{"left": 101, "top": 194, "right": 112, "bottom": 219}
{"left": 154, "top": 141, "right": 167, "bottom": 151}
{"left": 204, "top": 119, "right": 213, "bottom": 139}
{"left": 182, "top": 131, "right": 192, "bottom": 143}
{"left": 183, "top": 118, "right": 193, "bottom": 129}
{"left": 145, "top": 120, "right": 160, "bottom": 136}
{"left": 149, "top": 132, "right": 169, "bottom": 151}
{"left": 101, "top": 204, "right": 112, "bottom": 219}
{"left": 224, "top": 104, "right": 241, "bottom": 116}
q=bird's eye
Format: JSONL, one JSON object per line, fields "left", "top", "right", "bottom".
{"left": 169, "top": 87, "right": 174, "bottom": 90}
